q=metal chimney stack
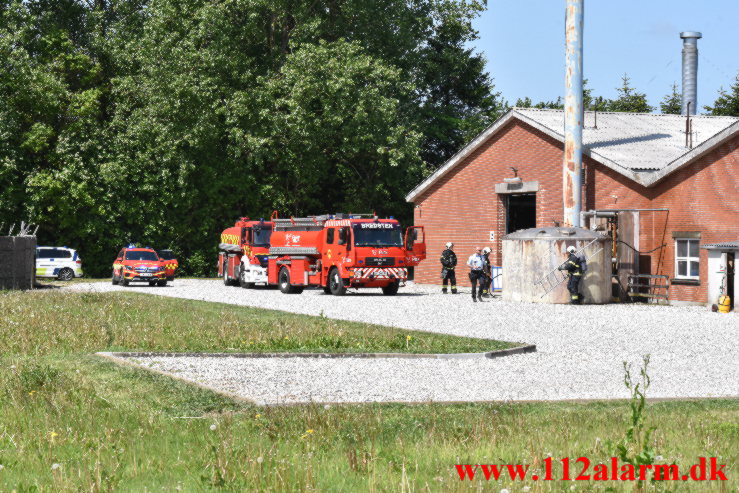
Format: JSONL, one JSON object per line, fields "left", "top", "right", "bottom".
{"left": 563, "top": 0, "right": 584, "bottom": 227}
{"left": 680, "top": 31, "right": 702, "bottom": 115}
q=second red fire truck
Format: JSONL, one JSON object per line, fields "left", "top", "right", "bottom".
{"left": 218, "top": 213, "right": 425, "bottom": 295}
{"left": 218, "top": 217, "right": 274, "bottom": 287}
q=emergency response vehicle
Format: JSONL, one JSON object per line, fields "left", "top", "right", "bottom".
{"left": 266, "top": 213, "right": 425, "bottom": 295}
{"left": 112, "top": 245, "right": 169, "bottom": 286}
{"left": 157, "top": 249, "right": 178, "bottom": 281}
{"left": 218, "top": 217, "right": 274, "bottom": 287}
{"left": 35, "top": 246, "right": 83, "bottom": 280}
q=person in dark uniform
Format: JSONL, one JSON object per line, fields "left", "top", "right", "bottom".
{"left": 467, "top": 246, "right": 486, "bottom": 302}
{"left": 480, "top": 246, "right": 492, "bottom": 298}
{"left": 559, "top": 245, "right": 583, "bottom": 304}
{"left": 440, "top": 242, "right": 458, "bottom": 294}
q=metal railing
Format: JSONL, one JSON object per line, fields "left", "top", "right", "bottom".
{"left": 627, "top": 274, "right": 670, "bottom": 302}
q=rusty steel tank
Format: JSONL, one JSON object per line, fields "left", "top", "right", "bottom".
{"left": 502, "top": 227, "right": 612, "bottom": 304}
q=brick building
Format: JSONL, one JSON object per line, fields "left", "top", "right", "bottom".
{"left": 406, "top": 108, "right": 739, "bottom": 307}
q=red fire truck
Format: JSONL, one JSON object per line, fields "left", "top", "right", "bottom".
{"left": 218, "top": 217, "right": 274, "bottom": 287}
{"left": 267, "top": 213, "right": 425, "bottom": 295}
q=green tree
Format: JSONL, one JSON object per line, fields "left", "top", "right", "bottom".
{"left": 514, "top": 96, "right": 563, "bottom": 109}
{"left": 0, "top": 0, "right": 501, "bottom": 275}
{"left": 254, "top": 40, "right": 422, "bottom": 215}
{"left": 608, "top": 74, "right": 653, "bottom": 113}
{"left": 660, "top": 82, "right": 682, "bottom": 114}
{"left": 582, "top": 80, "right": 611, "bottom": 111}
{"left": 414, "top": 3, "right": 504, "bottom": 165}
{"left": 513, "top": 81, "right": 608, "bottom": 111}
{"left": 705, "top": 73, "right": 739, "bottom": 116}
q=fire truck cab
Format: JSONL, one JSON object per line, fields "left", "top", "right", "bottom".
{"left": 267, "top": 213, "right": 425, "bottom": 295}
{"left": 218, "top": 217, "right": 273, "bottom": 287}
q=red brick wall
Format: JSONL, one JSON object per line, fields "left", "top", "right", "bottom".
{"left": 591, "top": 134, "right": 739, "bottom": 303}
{"left": 413, "top": 120, "right": 567, "bottom": 286}
{"left": 413, "top": 118, "right": 739, "bottom": 303}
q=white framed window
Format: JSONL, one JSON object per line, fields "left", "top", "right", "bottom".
{"left": 675, "top": 238, "right": 700, "bottom": 279}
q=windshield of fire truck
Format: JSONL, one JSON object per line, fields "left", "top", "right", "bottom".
{"left": 251, "top": 226, "right": 272, "bottom": 247}
{"left": 352, "top": 223, "right": 403, "bottom": 247}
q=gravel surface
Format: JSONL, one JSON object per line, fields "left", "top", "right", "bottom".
{"left": 72, "top": 280, "right": 739, "bottom": 404}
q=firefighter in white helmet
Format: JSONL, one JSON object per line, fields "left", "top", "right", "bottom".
{"left": 558, "top": 245, "right": 584, "bottom": 304}
{"left": 440, "top": 242, "right": 458, "bottom": 294}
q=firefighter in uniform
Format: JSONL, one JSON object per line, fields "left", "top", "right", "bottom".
{"left": 559, "top": 245, "right": 583, "bottom": 304}
{"left": 480, "top": 246, "right": 492, "bottom": 298}
{"left": 440, "top": 242, "right": 458, "bottom": 294}
{"left": 467, "top": 246, "right": 486, "bottom": 302}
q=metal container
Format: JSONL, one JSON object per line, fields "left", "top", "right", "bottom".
{"left": 502, "top": 227, "right": 611, "bottom": 304}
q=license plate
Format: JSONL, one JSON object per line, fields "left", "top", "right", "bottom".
{"left": 139, "top": 273, "right": 152, "bottom": 277}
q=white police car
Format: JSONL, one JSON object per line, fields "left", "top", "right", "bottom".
{"left": 36, "top": 246, "right": 84, "bottom": 280}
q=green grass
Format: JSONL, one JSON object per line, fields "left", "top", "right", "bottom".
{"left": 0, "top": 290, "right": 516, "bottom": 355}
{"left": 0, "top": 290, "right": 737, "bottom": 491}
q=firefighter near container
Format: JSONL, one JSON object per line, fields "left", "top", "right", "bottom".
{"left": 440, "top": 242, "right": 458, "bottom": 294}
{"left": 558, "top": 245, "right": 584, "bottom": 304}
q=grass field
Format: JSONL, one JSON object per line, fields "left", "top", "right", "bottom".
{"left": 1, "top": 290, "right": 517, "bottom": 355}
{"left": 1, "top": 288, "right": 737, "bottom": 491}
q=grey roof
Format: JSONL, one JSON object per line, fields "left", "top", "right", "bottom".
{"left": 406, "top": 108, "right": 739, "bottom": 202}
{"left": 701, "top": 241, "right": 739, "bottom": 250}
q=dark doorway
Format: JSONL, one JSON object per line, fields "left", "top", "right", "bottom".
{"left": 727, "top": 252, "right": 735, "bottom": 310}
{"left": 506, "top": 194, "right": 537, "bottom": 234}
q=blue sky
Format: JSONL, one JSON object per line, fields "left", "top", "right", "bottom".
{"left": 471, "top": 0, "right": 739, "bottom": 112}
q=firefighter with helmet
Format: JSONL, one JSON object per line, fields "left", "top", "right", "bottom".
{"left": 440, "top": 242, "right": 458, "bottom": 294}
{"left": 559, "top": 245, "right": 583, "bottom": 304}
{"left": 481, "top": 246, "right": 492, "bottom": 298}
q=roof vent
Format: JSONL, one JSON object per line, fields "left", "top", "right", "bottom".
{"left": 680, "top": 31, "right": 702, "bottom": 116}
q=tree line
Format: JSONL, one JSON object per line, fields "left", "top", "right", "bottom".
{"left": 1, "top": 0, "right": 737, "bottom": 276}
{"left": 516, "top": 74, "right": 739, "bottom": 115}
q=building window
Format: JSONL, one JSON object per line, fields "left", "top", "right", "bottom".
{"left": 675, "top": 238, "right": 700, "bottom": 279}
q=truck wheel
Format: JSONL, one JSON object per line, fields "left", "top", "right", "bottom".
{"left": 112, "top": 271, "right": 118, "bottom": 285}
{"left": 322, "top": 284, "right": 332, "bottom": 295}
{"left": 382, "top": 280, "right": 400, "bottom": 296}
{"left": 329, "top": 268, "right": 347, "bottom": 296}
{"left": 222, "top": 261, "right": 230, "bottom": 285}
{"left": 157, "top": 279, "right": 167, "bottom": 287}
{"left": 121, "top": 278, "right": 129, "bottom": 286}
{"left": 149, "top": 281, "right": 157, "bottom": 287}
{"left": 279, "top": 267, "right": 294, "bottom": 294}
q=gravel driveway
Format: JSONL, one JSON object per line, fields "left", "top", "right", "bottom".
{"left": 70, "top": 280, "right": 739, "bottom": 404}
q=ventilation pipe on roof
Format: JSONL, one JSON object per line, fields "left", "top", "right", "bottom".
{"left": 563, "top": 0, "right": 584, "bottom": 227}
{"left": 680, "top": 32, "right": 702, "bottom": 116}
